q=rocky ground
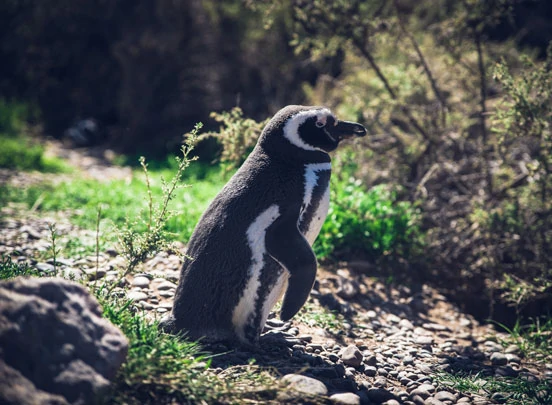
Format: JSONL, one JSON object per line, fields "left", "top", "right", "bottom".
{"left": 1, "top": 142, "right": 551, "bottom": 404}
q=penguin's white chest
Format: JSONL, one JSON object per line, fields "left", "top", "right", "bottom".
{"left": 300, "top": 162, "right": 331, "bottom": 245}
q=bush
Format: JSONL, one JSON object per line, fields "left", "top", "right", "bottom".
{"left": 315, "top": 179, "right": 423, "bottom": 266}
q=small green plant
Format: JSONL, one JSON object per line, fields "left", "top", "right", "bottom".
{"left": 116, "top": 123, "right": 202, "bottom": 275}
{"left": 0, "top": 255, "right": 41, "bottom": 280}
{"left": 47, "top": 223, "right": 61, "bottom": 277}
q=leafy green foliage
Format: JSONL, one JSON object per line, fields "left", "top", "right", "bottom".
{"left": 200, "top": 107, "right": 268, "bottom": 169}
{"left": 484, "top": 45, "right": 552, "bottom": 311}
{"left": 0, "top": 255, "right": 40, "bottom": 280}
{"left": 315, "top": 179, "right": 423, "bottom": 264}
{"left": 0, "top": 99, "right": 33, "bottom": 136}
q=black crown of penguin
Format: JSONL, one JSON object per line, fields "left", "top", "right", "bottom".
{"left": 160, "top": 105, "right": 366, "bottom": 346}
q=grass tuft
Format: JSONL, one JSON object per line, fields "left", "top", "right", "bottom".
{"left": 0, "top": 255, "right": 41, "bottom": 280}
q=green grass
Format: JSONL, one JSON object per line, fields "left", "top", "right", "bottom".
{"left": 0, "top": 99, "right": 69, "bottom": 173}
{"left": 435, "top": 316, "right": 552, "bottom": 405}
{"left": 96, "top": 287, "right": 284, "bottom": 404}
{"left": 495, "top": 318, "right": 552, "bottom": 361}
{"left": 0, "top": 164, "right": 228, "bottom": 243}
{"left": 97, "top": 291, "right": 221, "bottom": 404}
{"left": 435, "top": 371, "right": 552, "bottom": 405}
{"left": 0, "top": 255, "right": 41, "bottom": 280}
{"left": 0, "top": 135, "right": 70, "bottom": 172}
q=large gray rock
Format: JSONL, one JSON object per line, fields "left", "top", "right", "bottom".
{"left": 0, "top": 277, "right": 129, "bottom": 405}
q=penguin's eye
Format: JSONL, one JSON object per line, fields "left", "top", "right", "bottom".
{"left": 315, "top": 121, "right": 325, "bottom": 128}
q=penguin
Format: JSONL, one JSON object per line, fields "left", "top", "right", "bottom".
{"left": 161, "top": 105, "right": 367, "bottom": 345}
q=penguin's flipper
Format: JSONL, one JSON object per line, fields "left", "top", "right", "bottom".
{"left": 265, "top": 213, "right": 317, "bottom": 321}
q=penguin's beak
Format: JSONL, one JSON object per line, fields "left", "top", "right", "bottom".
{"left": 325, "top": 120, "right": 367, "bottom": 142}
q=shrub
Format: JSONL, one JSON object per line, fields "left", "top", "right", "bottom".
{"left": 315, "top": 179, "right": 423, "bottom": 266}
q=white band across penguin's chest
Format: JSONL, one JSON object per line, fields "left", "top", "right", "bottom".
{"left": 301, "top": 162, "right": 331, "bottom": 245}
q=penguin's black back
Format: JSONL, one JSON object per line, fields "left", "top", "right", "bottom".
{"left": 170, "top": 142, "right": 330, "bottom": 341}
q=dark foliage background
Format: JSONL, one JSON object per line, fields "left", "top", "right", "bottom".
{"left": 0, "top": 0, "right": 341, "bottom": 155}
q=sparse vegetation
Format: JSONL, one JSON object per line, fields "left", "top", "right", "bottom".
{"left": 0, "top": 255, "right": 41, "bottom": 279}
{"left": 435, "top": 370, "right": 552, "bottom": 405}
{"left": 0, "top": 99, "right": 69, "bottom": 173}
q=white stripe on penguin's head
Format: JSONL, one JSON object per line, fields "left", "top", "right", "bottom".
{"left": 282, "top": 108, "right": 333, "bottom": 151}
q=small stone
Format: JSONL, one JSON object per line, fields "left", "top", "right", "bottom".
{"left": 282, "top": 374, "right": 328, "bottom": 396}
{"left": 410, "top": 384, "right": 435, "bottom": 399}
{"left": 399, "top": 319, "right": 414, "bottom": 330}
{"left": 158, "top": 290, "right": 175, "bottom": 298}
{"left": 132, "top": 276, "right": 150, "bottom": 288}
{"left": 36, "top": 262, "right": 55, "bottom": 273}
{"left": 494, "top": 365, "right": 518, "bottom": 377}
{"left": 504, "top": 344, "right": 521, "bottom": 354}
{"left": 61, "top": 267, "right": 84, "bottom": 280}
{"left": 364, "top": 354, "right": 378, "bottom": 366}
{"left": 490, "top": 392, "right": 507, "bottom": 404}
{"left": 366, "top": 387, "right": 396, "bottom": 403}
{"left": 374, "top": 376, "right": 387, "bottom": 387}
{"left": 139, "top": 301, "right": 156, "bottom": 310}
{"left": 505, "top": 353, "right": 521, "bottom": 363}
{"left": 422, "top": 323, "right": 449, "bottom": 332}
{"left": 424, "top": 398, "right": 444, "bottom": 405}
{"left": 156, "top": 280, "right": 177, "bottom": 290}
{"left": 364, "top": 366, "right": 377, "bottom": 376}
{"left": 340, "top": 344, "right": 363, "bottom": 368}
{"left": 434, "top": 391, "right": 457, "bottom": 402}
{"left": 403, "top": 355, "right": 414, "bottom": 365}
{"left": 127, "top": 291, "right": 148, "bottom": 302}
{"left": 414, "top": 336, "right": 434, "bottom": 345}
{"left": 383, "top": 400, "right": 401, "bottom": 405}
{"left": 84, "top": 268, "right": 107, "bottom": 280}
{"left": 329, "top": 392, "right": 361, "bottom": 405}
{"left": 490, "top": 352, "right": 508, "bottom": 366}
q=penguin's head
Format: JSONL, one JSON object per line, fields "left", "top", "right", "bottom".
{"left": 260, "top": 105, "right": 367, "bottom": 153}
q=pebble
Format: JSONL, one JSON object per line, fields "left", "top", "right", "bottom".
{"left": 366, "top": 387, "right": 396, "bottom": 403}
{"left": 364, "top": 366, "right": 377, "bottom": 376}
{"left": 329, "top": 392, "right": 360, "bottom": 405}
{"left": 414, "top": 336, "right": 434, "bottom": 345}
{"left": 132, "top": 276, "right": 151, "bottom": 288}
{"left": 282, "top": 374, "right": 328, "bottom": 396}
{"left": 156, "top": 280, "right": 177, "bottom": 290}
{"left": 36, "top": 262, "right": 55, "bottom": 273}
{"left": 127, "top": 291, "right": 148, "bottom": 302}
{"left": 434, "top": 391, "right": 457, "bottom": 402}
{"left": 490, "top": 352, "right": 508, "bottom": 366}
{"left": 339, "top": 344, "right": 363, "bottom": 367}
{"left": 84, "top": 268, "right": 107, "bottom": 280}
